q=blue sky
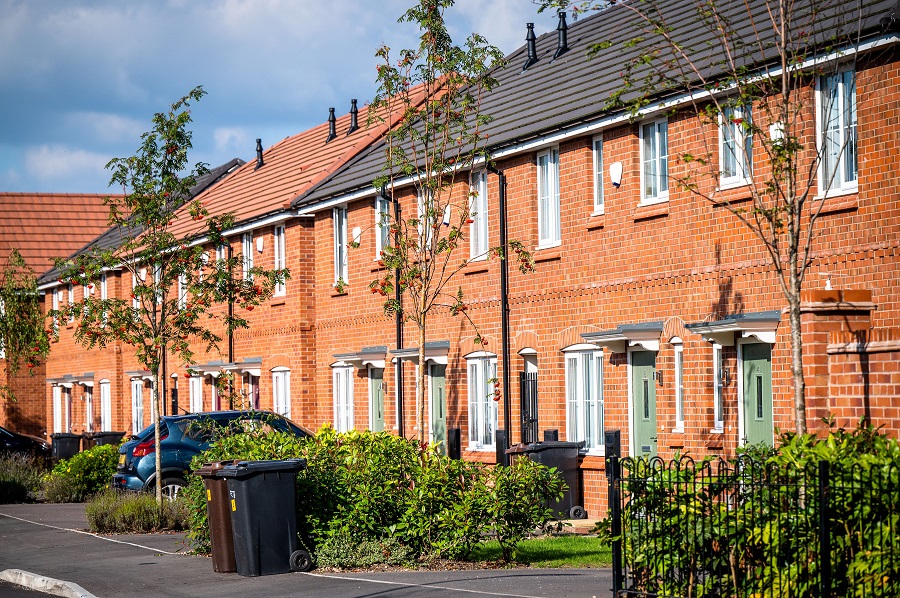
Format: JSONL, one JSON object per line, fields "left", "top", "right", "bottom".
{"left": 0, "top": 0, "right": 554, "bottom": 194}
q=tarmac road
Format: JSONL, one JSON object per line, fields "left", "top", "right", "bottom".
{"left": 0, "top": 503, "right": 613, "bottom": 598}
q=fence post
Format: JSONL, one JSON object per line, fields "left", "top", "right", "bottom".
{"left": 605, "top": 430, "right": 623, "bottom": 596}
{"left": 818, "top": 460, "right": 831, "bottom": 598}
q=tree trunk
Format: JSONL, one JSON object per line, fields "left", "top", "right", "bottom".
{"left": 789, "top": 291, "right": 807, "bottom": 435}
{"left": 417, "top": 324, "right": 426, "bottom": 444}
{"left": 151, "top": 371, "right": 162, "bottom": 505}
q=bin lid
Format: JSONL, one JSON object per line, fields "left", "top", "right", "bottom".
{"left": 523, "top": 440, "right": 585, "bottom": 453}
{"left": 217, "top": 458, "right": 306, "bottom": 478}
{"left": 194, "top": 460, "right": 235, "bottom": 477}
{"left": 50, "top": 433, "right": 82, "bottom": 439}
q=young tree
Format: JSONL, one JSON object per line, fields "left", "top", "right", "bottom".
{"left": 0, "top": 249, "right": 50, "bottom": 401}
{"left": 52, "top": 87, "right": 288, "bottom": 502}
{"left": 539, "top": 0, "right": 873, "bottom": 434}
{"left": 369, "top": 0, "right": 533, "bottom": 444}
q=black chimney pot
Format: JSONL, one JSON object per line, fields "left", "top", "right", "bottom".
{"left": 554, "top": 11, "right": 569, "bottom": 59}
{"left": 523, "top": 23, "right": 538, "bottom": 71}
{"left": 347, "top": 99, "right": 359, "bottom": 135}
{"left": 326, "top": 108, "right": 337, "bottom": 143}
{"left": 254, "top": 138, "right": 264, "bottom": 170}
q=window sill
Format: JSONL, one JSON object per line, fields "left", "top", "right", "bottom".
{"left": 534, "top": 247, "right": 561, "bottom": 263}
{"left": 671, "top": 427, "right": 684, "bottom": 434}
{"left": 585, "top": 213, "right": 605, "bottom": 230}
{"left": 331, "top": 289, "right": 348, "bottom": 297}
{"left": 370, "top": 262, "right": 387, "bottom": 273}
{"left": 270, "top": 300, "right": 285, "bottom": 307}
{"left": 814, "top": 190, "right": 858, "bottom": 214}
{"left": 466, "top": 445, "right": 495, "bottom": 452}
{"left": 713, "top": 184, "right": 753, "bottom": 205}
{"left": 633, "top": 201, "right": 669, "bottom": 221}
{"left": 463, "top": 261, "right": 489, "bottom": 275}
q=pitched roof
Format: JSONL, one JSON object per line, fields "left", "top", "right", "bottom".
{"left": 0, "top": 193, "right": 113, "bottom": 275}
{"left": 37, "top": 159, "right": 244, "bottom": 286}
{"left": 166, "top": 92, "right": 427, "bottom": 239}
{"left": 296, "top": 0, "right": 898, "bottom": 208}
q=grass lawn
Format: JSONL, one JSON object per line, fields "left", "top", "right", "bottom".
{"left": 471, "top": 535, "right": 612, "bottom": 568}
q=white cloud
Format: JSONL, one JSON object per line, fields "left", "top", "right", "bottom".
{"left": 24, "top": 145, "right": 109, "bottom": 183}
{"left": 213, "top": 127, "right": 251, "bottom": 154}
{"left": 65, "top": 112, "right": 144, "bottom": 144}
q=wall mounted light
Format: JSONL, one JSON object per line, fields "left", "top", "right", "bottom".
{"left": 655, "top": 370, "right": 663, "bottom": 386}
{"left": 609, "top": 161, "right": 623, "bottom": 188}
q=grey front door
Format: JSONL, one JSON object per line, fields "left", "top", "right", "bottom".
{"left": 742, "top": 343, "right": 773, "bottom": 446}
{"left": 631, "top": 351, "right": 658, "bottom": 457}
{"left": 430, "top": 363, "right": 447, "bottom": 454}
{"left": 369, "top": 367, "right": 384, "bottom": 432}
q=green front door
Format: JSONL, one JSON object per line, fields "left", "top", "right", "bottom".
{"left": 430, "top": 363, "right": 447, "bottom": 454}
{"left": 742, "top": 343, "right": 773, "bottom": 446}
{"left": 631, "top": 351, "right": 658, "bottom": 457}
{"left": 369, "top": 367, "right": 384, "bottom": 432}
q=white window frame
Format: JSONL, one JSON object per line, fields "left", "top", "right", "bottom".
{"left": 51, "top": 287, "right": 60, "bottom": 331}
{"left": 333, "top": 207, "right": 348, "bottom": 285}
{"left": 242, "top": 232, "right": 254, "bottom": 280}
{"left": 470, "top": 171, "right": 489, "bottom": 260}
{"left": 52, "top": 386, "right": 62, "bottom": 434}
{"left": 177, "top": 274, "right": 188, "bottom": 310}
{"left": 99, "top": 380, "right": 111, "bottom": 431}
{"left": 719, "top": 105, "right": 752, "bottom": 188}
{"left": 272, "top": 367, "right": 291, "bottom": 418}
{"left": 215, "top": 243, "right": 228, "bottom": 264}
{"left": 640, "top": 118, "right": 669, "bottom": 203}
{"left": 417, "top": 188, "right": 436, "bottom": 248}
{"left": 817, "top": 68, "right": 858, "bottom": 195}
{"left": 564, "top": 345, "right": 605, "bottom": 453}
{"left": 67, "top": 283, "right": 74, "bottom": 322}
{"left": 375, "top": 196, "right": 391, "bottom": 259}
{"left": 131, "top": 272, "right": 140, "bottom": 309}
{"left": 189, "top": 375, "right": 203, "bottom": 413}
{"left": 273, "top": 225, "right": 286, "bottom": 296}
{"left": 537, "top": 147, "right": 561, "bottom": 247}
{"left": 332, "top": 365, "right": 354, "bottom": 432}
{"left": 466, "top": 353, "right": 498, "bottom": 450}
{"left": 83, "top": 385, "right": 94, "bottom": 433}
{"left": 130, "top": 379, "right": 144, "bottom": 434}
{"left": 592, "top": 135, "right": 604, "bottom": 214}
{"left": 713, "top": 343, "right": 724, "bottom": 432}
{"left": 100, "top": 273, "right": 108, "bottom": 300}
{"left": 673, "top": 339, "right": 685, "bottom": 432}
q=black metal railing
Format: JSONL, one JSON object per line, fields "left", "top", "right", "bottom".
{"left": 607, "top": 454, "right": 899, "bottom": 597}
{"left": 519, "top": 372, "right": 538, "bottom": 445}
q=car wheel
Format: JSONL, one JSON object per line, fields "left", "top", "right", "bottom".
{"left": 289, "top": 549, "right": 313, "bottom": 572}
{"left": 161, "top": 477, "right": 186, "bottom": 501}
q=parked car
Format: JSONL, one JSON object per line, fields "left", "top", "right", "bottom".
{"left": 0, "top": 424, "right": 50, "bottom": 459}
{"left": 111, "top": 410, "right": 310, "bottom": 499}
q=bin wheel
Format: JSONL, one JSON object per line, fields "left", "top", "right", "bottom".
{"left": 290, "top": 549, "right": 313, "bottom": 572}
{"left": 569, "top": 505, "right": 587, "bottom": 520}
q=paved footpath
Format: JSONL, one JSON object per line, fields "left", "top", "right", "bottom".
{"left": 0, "top": 504, "right": 612, "bottom": 598}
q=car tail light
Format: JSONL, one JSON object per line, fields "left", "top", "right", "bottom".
{"left": 132, "top": 434, "right": 168, "bottom": 457}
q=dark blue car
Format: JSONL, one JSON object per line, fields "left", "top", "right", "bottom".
{"left": 112, "top": 410, "right": 310, "bottom": 499}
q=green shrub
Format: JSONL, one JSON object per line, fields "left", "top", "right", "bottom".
{"left": 0, "top": 453, "right": 47, "bottom": 504}
{"left": 183, "top": 425, "right": 566, "bottom": 564}
{"left": 86, "top": 489, "right": 188, "bottom": 533}
{"left": 43, "top": 444, "right": 119, "bottom": 503}
{"left": 315, "top": 533, "right": 413, "bottom": 569}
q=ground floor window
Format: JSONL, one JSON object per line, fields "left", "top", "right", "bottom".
{"left": 130, "top": 379, "right": 144, "bottom": 434}
{"left": 332, "top": 365, "right": 354, "bottom": 432}
{"left": 565, "top": 348, "right": 604, "bottom": 451}
{"left": 272, "top": 368, "right": 291, "bottom": 419}
{"left": 83, "top": 385, "right": 94, "bottom": 432}
{"left": 189, "top": 376, "right": 203, "bottom": 413}
{"left": 99, "top": 380, "right": 111, "bottom": 431}
{"left": 467, "top": 355, "right": 497, "bottom": 449}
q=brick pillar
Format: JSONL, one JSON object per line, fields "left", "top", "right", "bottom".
{"left": 800, "top": 289, "right": 874, "bottom": 435}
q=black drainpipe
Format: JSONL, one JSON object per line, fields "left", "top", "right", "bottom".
{"left": 486, "top": 164, "right": 511, "bottom": 448}
{"left": 383, "top": 186, "right": 405, "bottom": 437}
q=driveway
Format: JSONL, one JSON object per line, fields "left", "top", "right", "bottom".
{"left": 0, "top": 504, "right": 613, "bottom": 597}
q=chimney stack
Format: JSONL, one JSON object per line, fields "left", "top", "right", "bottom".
{"left": 523, "top": 23, "right": 538, "bottom": 71}
{"left": 254, "top": 139, "right": 264, "bottom": 170}
{"left": 326, "top": 108, "right": 337, "bottom": 143}
{"left": 554, "top": 11, "right": 569, "bottom": 59}
{"left": 347, "top": 99, "right": 359, "bottom": 136}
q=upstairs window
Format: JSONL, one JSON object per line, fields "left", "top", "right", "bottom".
{"left": 593, "top": 135, "right": 604, "bottom": 213}
{"left": 333, "top": 208, "right": 348, "bottom": 285}
{"left": 820, "top": 69, "right": 858, "bottom": 193}
{"left": 641, "top": 119, "right": 668, "bottom": 203}
{"left": 375, "top": 196, "right": 391, "bottom": 259}
{"left": 537, "top": 147, "right": 561, "bottom": 246}
{"left": 720, "top": 106, "right": 752, "bottom": 187}
{"left": 242, "top": 233, "right": 254, "bottom": 280}
{"left": 273, "top": 225, "right": 286, "bottom": 297}
{"left": 470, "top": 171, "right": 489, "bottom": 260}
